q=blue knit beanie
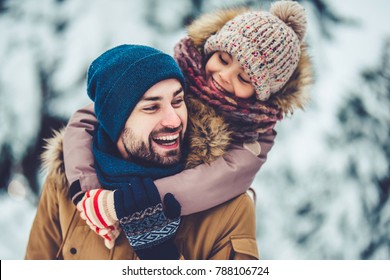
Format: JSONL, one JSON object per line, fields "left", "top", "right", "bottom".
{"left": 87, "top": 44, "right": 186, "bottom": 143}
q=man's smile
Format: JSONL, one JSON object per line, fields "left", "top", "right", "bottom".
{"left": 152, "top": 133, "right": 180, "bottom": 148}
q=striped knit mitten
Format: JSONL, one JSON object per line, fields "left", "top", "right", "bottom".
{"left": 114, "top": 177, "right": 181, "bottom": 260}
{"left": 77, "top": 189, "right": 121, "bottom": 249}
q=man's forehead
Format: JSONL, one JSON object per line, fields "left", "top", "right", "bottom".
{"left": 140, "top": 79, "right": 183, "bottom": 101}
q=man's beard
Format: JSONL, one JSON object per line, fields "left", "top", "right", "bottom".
{"left": 121, "top": 126, "right": 183, "bottom": 168}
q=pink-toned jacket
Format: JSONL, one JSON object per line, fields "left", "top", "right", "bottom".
{"left": 63, "top": 103, "right": 276, "bottom": 215}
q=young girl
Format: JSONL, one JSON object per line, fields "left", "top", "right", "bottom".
{"left": 63, "top": 0, "right": 312, "bottom": 248}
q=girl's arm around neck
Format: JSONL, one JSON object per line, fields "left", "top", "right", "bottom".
{"left": 155, "top": 130, "right": 276, "bottom": 215}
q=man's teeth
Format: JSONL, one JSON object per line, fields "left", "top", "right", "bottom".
{"left": 154, "top": 134, "right": 179, "bottom": 141}
{"left": 153, "top": 134, "right": 179, "bottom": 146}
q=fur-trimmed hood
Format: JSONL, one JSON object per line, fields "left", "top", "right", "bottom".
{"left": 186, "top": 7, "right": 313, "bottom": 116}
{"left": 40, "top": 128, "right": 68, "bottom": 186}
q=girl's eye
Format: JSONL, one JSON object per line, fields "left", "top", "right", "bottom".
{"left": 218, "top": 54, "right": 228, "bottom": 65}
{"left": 238, "top": 75, "right": 251, "bottom": 84}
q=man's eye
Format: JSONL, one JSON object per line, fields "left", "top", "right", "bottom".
{"left": 172, "top": 98, "right": 184, "bottom": 107}
{"left": 143, "top": 106, "right": 158, "bottom": 112}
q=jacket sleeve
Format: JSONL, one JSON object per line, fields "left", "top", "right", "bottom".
{"left": 25, "top": 177, "right": 63, "bottom": 259}
{"left": 155, "top": 130, "right": 276, "bottom": 216}
{"left": 63, "top": 103, "right": 101, "bottom": 203}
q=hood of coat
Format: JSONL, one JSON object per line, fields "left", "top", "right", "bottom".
{"left": 186, "top": 7, "right": 313, "bottom": 116}
{"left": 41, "top": 128, "right": 68, "bottom": 186}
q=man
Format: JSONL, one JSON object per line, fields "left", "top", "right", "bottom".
{"left": 25, "top": 45, "right": 259, "bottom": 260}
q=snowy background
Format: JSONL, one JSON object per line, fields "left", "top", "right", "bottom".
{"left": 1, "top": 0, "right": 389, "bottom": 259}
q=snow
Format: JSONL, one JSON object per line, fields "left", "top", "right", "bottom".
{"left": 2, "top": 48, "right": 42, "bottom": 160}
{"left": 0, "top": 191, "right": 37, "bottom": 259}
{"left": 0, "top": 0, "right": 389, "bottom": 260}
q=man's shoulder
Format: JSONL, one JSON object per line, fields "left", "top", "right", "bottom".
{"left": 217, "top": 193, "right": 255, "bottom": 216}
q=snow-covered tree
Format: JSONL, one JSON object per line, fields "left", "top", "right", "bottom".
{"left": 331, "top": 38, "right": 390, "bottom": 259}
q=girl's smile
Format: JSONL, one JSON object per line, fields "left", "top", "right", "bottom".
{"left": 205, "top": 51, "right": 255, "bottom": 99}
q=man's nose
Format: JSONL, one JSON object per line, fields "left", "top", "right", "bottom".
{"left": 161, "top": 106, "right": 181, "bottom": 128}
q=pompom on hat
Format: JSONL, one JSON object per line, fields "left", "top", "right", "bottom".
{"left": 87, "top": 44, "right": 185, "bottom": 143}
{"left": 204, "top": 0, "right": 307, "bottom": 101}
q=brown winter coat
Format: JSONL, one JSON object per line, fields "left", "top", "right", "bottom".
{"left": 25, "top": 130, "right": 259, "bottom": 260}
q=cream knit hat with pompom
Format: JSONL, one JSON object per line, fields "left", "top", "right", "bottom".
{"left": 204, "top": 0, "right": 307, "bottom": 101}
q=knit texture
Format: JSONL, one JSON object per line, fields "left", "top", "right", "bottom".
{"left": 81, "top": 189, "right": 117, "bottom": 227}
{"left": 77, "top": 189, "right": 121, "bottom": 249}
{"left": 119, "top": 203, "right": 180, "bottom": 249}
{"left": 204, "top": 0, "right": 307, "bottom": 101}
{"left": 175, "top": 37, "right": 282, "bottom": 142}
{"left": 114, "top": 177, "right": 181, "bottom": 260}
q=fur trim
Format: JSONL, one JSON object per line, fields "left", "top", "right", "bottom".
{"left": 185, "top": 95, "right": 232, "bottom": 168}
{"left": 269, "top": 43, "right": 312, "bottom": 115}
{"left": 186, "top": 7, "right": 313, "bottom": 116}
{"left": 187, "top": 7, "right": 249, "bottom": 53}
{"left": 40, "top": 128, "right": 68, "bottom": 188}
